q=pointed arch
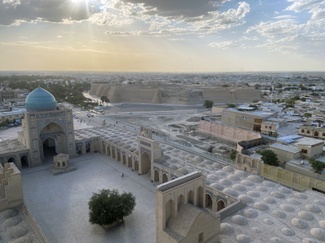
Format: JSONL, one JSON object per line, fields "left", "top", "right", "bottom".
{"left": 122, "top": 154, "right": 127, "bottom": 165}
{"left": 197, "top": 186, "right": 204, "bottom": 207}
{"left": 140, "top": 151, "right": 151, "bottom": 174}
{"left": 85, "top": 142, "right": 91, "bottom": 153}
{"left": 217, "top": 200, "right": 226, "bottom": 211}
{"left": 127, "top": 156, "right": 132, "bottom": 167}
{"left": 177, "top": 194, "right": 185, "bottom": 212}
{"left": 154, "top": 169, "right": 159, "bottom": 182}
{"left": 134, "top": 160, "right": 139, "bottom": 171}
{"left": 188, "top": 190, "right": 194, "bottom": 204}
{"left": 162, "top": 173, "right": 168, "bottom": 183}
{"left": 205, "top": 193, "right": 213, "bottom": 210}
{"left": 117, "top": 150, "right": 121, "bottom": 162}
{"left": 165, "top": 199, "right": 175, "bottom": 226}
{"left": 20, "top": 155, "right": 29, "bottom": 168}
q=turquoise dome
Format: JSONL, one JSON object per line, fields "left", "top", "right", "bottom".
{"left": 25, "top": 87, "right": 57, "bottom": 111}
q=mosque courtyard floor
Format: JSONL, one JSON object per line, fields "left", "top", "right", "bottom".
{"left": 21, "top": 153, "right": 157, "bottom": 243}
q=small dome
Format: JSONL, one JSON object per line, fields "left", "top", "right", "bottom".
{"left": 25, "top": 87, "right": 57, "bottom": 111}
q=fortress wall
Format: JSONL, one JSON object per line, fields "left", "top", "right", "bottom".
{"left": 202, "top": 88, "right": 262, "bottom": 103}
{"left": 89, "top": 84, "right": 263, "bottom": 104}
{"left": 89, "top": 83, "right": 102, "bottom": 96}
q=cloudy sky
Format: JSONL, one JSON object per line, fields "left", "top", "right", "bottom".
{"left": 0, "top": 0, "right": 324, "bottom": 72}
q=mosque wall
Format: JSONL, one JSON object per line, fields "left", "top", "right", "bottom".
{"left": 156, "top": 172, "right": 221, "bottom": 243}
{"left": 236, "top": 154, "right": 325, "bottom": 192}
{"left": 0, "top": 163, "right": 23, "bottom": 211}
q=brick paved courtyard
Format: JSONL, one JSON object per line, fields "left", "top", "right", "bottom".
{"left": 22, "top": 153, "right": 156, "bottom": 243}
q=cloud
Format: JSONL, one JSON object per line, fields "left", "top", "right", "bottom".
{"left": 120, "top": 0, "right": 228, "bottom": 18}
{"left": 0, "top": 0, "right": 103, "bottom": 25}
{"left": 286, "top": 0, "right": 324, "bottom": 13}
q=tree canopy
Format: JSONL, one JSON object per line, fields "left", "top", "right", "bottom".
{"left": 88, "top": 189, "right": 136, "bottom": 226}
{"left": 260, "top": 150, "right": 279, "bottom": 166}
{"left": 203, "top": 100, "right": 214, "bottom": 109}
{"left": 308, "top": 158, "right": 325, "bottom": 174}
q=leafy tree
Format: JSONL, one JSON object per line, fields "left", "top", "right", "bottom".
{"left": 260, "top": 150, "right": 279, "bottom": 166}
{"left": 100, "top": 96, "right": 110, "bottom": 103}
{"left": 203, "top": 100, "right": 214, "bottom": 109}
{"left": 227, "top": 103, "right": 236, "bottom": 108}
{"left": 308, "top": 158, "right": 325, "bottom": 174}
{"left": 303, "top": 113, "right": 312, "bottom": 118}
{"left": 285, "top": 98, "right": 295, "bottom": 108}
{"left": 88, "top": 189, "right": 136, "bottom": 226}
{"left": 229, "top": 150, "right": 238, "bottom": 160}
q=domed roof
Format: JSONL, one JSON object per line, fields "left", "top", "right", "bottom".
{"left": 25, "top": 87, "right": 57, "bottom": 111}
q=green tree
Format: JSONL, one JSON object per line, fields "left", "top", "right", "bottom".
{"left": 229, "top": 150, "right": 238, "bottom": 160}
{"left": 260, "top": 150, "right": 279, "bottom": 166}
{"left": 100, "top": 96, "right": 110, "bottom": 103}
{"left": 88, "top": 189, "right": 136, "bottom": 226}
{"left": 308, "top": 158, "right": 325, "bottom": 174}
{"left": 203, "top": 100, "right": 214, "bottom": 109}
{"left": 227, "top": 103, "right": 236, "bottom": 108}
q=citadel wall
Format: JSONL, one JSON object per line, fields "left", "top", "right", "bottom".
{"left": 89, "top": 83, "right": 262, "bottom": 104}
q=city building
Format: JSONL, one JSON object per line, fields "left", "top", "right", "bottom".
{"left": 1, "top": 87, "right": 325, "bottom": 243}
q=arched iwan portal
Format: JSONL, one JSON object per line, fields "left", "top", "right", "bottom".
{"left": 43, "top": 137, "right": 58, "bottom": 162}
{"left": 141, "top": 152, "right": 151, "bottom": 175}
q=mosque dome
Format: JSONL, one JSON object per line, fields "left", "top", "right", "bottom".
{"left": 25, "top": 87, "right": 57, "bottom": 111}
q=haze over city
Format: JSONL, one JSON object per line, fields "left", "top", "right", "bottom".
{"left": 1, "top": 0, "right": 324, "bottom": 72}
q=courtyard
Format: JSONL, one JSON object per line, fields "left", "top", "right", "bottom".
{"left": 21, "top": 153, "right": 156, "bottom": 243}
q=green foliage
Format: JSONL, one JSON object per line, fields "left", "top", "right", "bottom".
{"left": 100, "top": 96, "right": 110, "bottom": 103}
{"left": 308, "top": 158, "right": 325, "bottom": 174}
{"left": 5, "top": 76, "right": 91, "bottom": 105}
{"left": 303, "top": 113, "right": 312, "bottom": 118}
{"left": 227, "top": 103, "right": 236, "bottom": 108}
{"left": 88, "top": 189, "right": 136, "bottom": 226}
{"left": 229, "top": 150, "right": 238, "bottom": 160}
{"left": 260, "top": 150, "right": 279, "bottom": 166}
{"left": 203, "top": 100, "right": 214, "bottom": 109}
{"left": 285, "top": 98, "right": 295, "bottom": 108}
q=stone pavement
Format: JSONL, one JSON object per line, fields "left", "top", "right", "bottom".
{"left": 21, "top": 153, "right": 156, "bottom": 243}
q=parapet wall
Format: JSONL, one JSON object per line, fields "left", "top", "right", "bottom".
{"left": 198, "top": 120, "right": 261, "bottom": 143}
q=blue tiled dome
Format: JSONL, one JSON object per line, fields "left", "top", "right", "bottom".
{"left": 25, "top": 87, "right": 57, "bottom": 111}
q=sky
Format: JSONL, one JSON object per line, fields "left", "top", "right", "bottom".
{"left": 0, "top": 0, "right": 324, "bottom": 72}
